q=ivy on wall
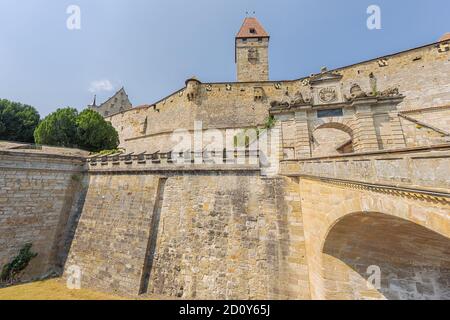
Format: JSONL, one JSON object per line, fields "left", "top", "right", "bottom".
{"left": 1, "top": 243, "right": 38, "bottom": 284}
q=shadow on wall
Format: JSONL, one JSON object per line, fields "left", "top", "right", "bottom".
{"left": 54, "top": 174, "right": 89, "bottom": 274}
{"left": 322, "top": 212, "right": 450, "bottom": 300}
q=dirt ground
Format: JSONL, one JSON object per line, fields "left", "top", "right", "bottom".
{"left": 0, "top": 278, "right": 169, "bottom": 300}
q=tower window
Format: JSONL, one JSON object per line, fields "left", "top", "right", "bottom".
{"left": 258, "top": 38, "right": 262, "bottom": 42}
{"left": 249, "top": 28, "right": 256, "bottom": 34}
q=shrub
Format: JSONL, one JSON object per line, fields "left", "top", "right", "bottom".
{"left": 1, "top": 243, "right": 38, "bottom": 283}
{"left": 263, "top": 115, "right": 276, "bottom": 129}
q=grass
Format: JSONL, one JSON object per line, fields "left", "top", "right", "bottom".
{"left": 0, "top": 278, "right": 128, "bottom": 300}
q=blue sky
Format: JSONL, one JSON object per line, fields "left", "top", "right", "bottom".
{"left": 0, "top": 0, "right": 449, "bottom": 116}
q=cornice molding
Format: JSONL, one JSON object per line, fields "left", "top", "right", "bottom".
{"left": 299, "top": 175, "right": 450, "bottom": 205}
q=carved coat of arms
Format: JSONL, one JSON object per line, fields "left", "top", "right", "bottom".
{"left": 248, "top": 48, "right": 258, "bottom": 62}
{"left": 318, "top": 87, "right": 337, "bottom": 103}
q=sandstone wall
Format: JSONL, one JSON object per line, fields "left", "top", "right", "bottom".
{"left": 106, "top": 41, "right": 449, "bottom": 155}
{"left": 298, "top": 178, "right": 450, "bottom": 300}
{"left": 64, "top": 170, "right": 311, "bottom": 299}
{"left": 106, "top": 81, "right": 294, "bottom": 153}
{"left": 64, "top": 174, "right": 163, "bottom": 295}
{"left": 236, "top": 37, "right": 269, "bottom": 82}
{"left": 280, "top": 146, "right": 450, "bottom": 300}
{"left": 0, "top": 151, "right": 86, "bottom": 281}
{"left": 400, "top": 107, "right": 450, "bottom": 147}
{"left": 148, "top": 173, "right": 309, "bottom": 299}
{"left": 280, "top": 145, "right": 450, "bottom": 193}
{"left": 336, "top": 42, "right": 450, "bottom": 111}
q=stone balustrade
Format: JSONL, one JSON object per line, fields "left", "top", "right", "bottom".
{"left": 87, "top": 149, "right": 261, "bottom": 172}
{"left": 280, "top": 144, "right": 450, "bottom": 194}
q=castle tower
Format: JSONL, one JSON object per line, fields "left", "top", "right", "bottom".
{"left": 235, "top": 17, "right": 270, "bottom": 82}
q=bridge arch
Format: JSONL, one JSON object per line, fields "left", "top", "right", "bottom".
{"left": 321, "top": 212, "right": 450, "bottom": 300}
{"left": 299, "top": 179, "right": 450, "bottom": 299}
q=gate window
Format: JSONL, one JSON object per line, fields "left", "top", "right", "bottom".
{"left": 317, "top": 108, "right": 343, "bottom": 118}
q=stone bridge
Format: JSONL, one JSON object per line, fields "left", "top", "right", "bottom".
{"left": 280, "top": 144, "right": 450, "bottom": 299}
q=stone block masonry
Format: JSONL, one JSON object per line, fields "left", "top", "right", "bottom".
{"left": 147, "top": 173, "right": 309, "bottom": 299}
{"left": 0, "top": 151, "right": 87, "bottom": 281}
{"left": 65, "top": 169, "right": 311, "bottom": 299}
{"left": 64, "top": 174, "right": 162, "bottom": 295}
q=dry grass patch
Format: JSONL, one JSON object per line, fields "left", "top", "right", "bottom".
{"left": 0, "top": 278, "right": 127, "bottom": 300}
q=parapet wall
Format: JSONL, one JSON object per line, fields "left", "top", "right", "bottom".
{"left": 280, "top": 144, "right": 450, "bottom": 194}
{"left": 0, "top": 151, "right": 87, "bottom": 281}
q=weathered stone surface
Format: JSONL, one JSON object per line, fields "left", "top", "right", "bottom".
{"left": 63, "top": 171, "right": 310, "bottom": 299}
{"left": 0, "top": 151, "right": 86, "bottom": 280}
{"left": 105, "top": 40, "right": 450, "bottom": 156}
{"left": 2, "top": 19, "right": 450, "bottom": 301}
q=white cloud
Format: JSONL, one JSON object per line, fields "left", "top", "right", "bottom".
{"left": 89, "top": 80, "right": 114, "bottom": 93}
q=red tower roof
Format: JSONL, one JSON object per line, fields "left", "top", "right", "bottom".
{"left": 236, "top": 17, "right": 269, "bottom": 39}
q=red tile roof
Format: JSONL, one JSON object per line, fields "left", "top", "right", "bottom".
{"left": 439, "top": 32, "right": 450, "bottom": 42}
{"left": 236, "top": 17, "right": 269, "bottom": 39}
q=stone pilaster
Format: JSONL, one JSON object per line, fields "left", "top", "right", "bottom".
{"left": 295, "top": 111, "right": 312, "bottom": 158}
{"left": 352, "top": 101, "right": 380, "bottom": 152}
{"left": 388, "top": 111, "right": 407, "bottom": 149}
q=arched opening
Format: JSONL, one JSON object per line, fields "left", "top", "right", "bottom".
{"left": 312, "top": 123, "right": 354, "bottom": 157}
{"left": 321, "top": 212, "right": 450, "bottom": 300}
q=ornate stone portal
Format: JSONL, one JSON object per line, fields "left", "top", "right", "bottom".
{"left": 270, "top": 72, "right": 406, "bottom": 158}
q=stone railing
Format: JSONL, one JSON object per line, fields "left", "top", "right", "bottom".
{"left": 280, "top": 144, "right": 450, "bottom": 194}
{"left": 87, "top": 150, "right": 261, "bottom": 172}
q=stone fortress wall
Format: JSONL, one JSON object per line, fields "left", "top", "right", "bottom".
{"left": 64, "top": 31, "right": 450, "bottom": 299}
{"left": 1, "top": 19, "right": 449, "bottom": 300}
{"left": 0, "top": 150, "right": 87, "bottom": 280}
{"left": 2, "top": 143, "right": 448, "bottom": 299}
{"left": 62, "top": 143, "right": 449, "bottom": 299}
{"left": 64, "top": 169, "right": 310, "bottom": 299}
{"left": 106, "top": 40, "right": 450, "bottom": 156}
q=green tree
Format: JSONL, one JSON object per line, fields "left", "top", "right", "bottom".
{"left": 0, "top": 99, "right": 40, "bottom": 143}
{"left": 34, "top": 107, "right": 119, "bottom": 152}
{"left": 34, "top": 107, "right": 78, "bottom": 148}
{"left": 75, "top": 109, "right": 119, "bottom": 152}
